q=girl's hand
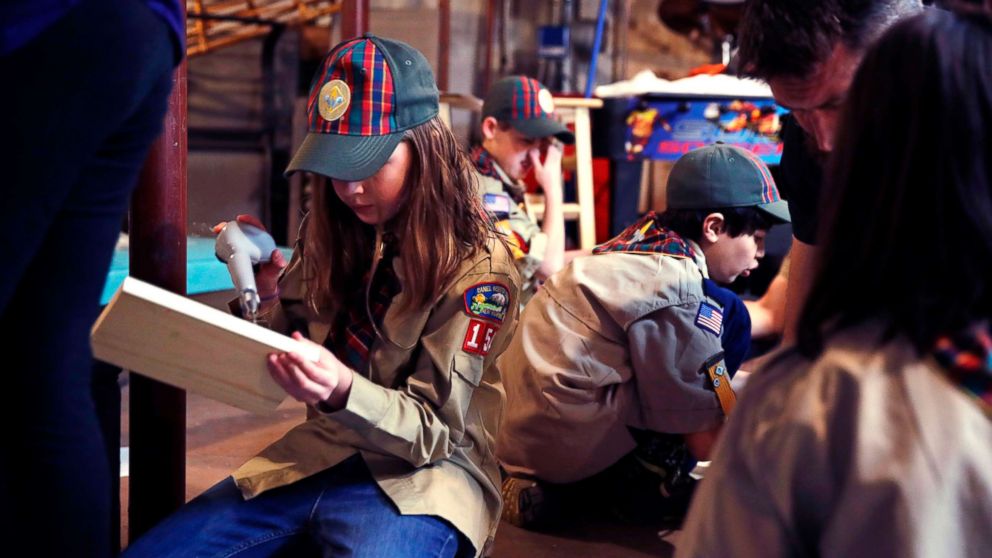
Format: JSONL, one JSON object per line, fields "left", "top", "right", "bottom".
{"left": 254, "top": 247, "right": 287, "bottom": 302}
{"left": 267, "top": 332, "right": 354, "bottom": 410}
{"left": 529, "top": 141, "right": 564, "bottom": 202}
{"left": 213, "top": 214, "right": 287, "bottom": 300}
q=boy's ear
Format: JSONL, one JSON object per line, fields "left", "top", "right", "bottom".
{"left": 480, "top": 116, "right": 500, "bottom": 140}
{"left": 701, "top": 212, "right": 726, "bottom": 243}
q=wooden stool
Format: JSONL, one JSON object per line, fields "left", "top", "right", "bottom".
{"left": 524, "top": 96, "right": 603, "bottom": 251}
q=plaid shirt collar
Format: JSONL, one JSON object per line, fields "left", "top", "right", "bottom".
{"left": 593, "top": 212, "right": 708, "bottom": 274}
{"left": 325, "top": 246, "right": 401, "bottom": 375}
{"left": 471, "top": 146, "right": 525, "bottom": 203}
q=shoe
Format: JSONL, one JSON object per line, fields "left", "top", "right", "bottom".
{"left": 500, "top": 475, "right": 552, "bottom": 528}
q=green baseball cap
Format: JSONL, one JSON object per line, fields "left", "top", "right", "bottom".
{"left": 286, "top": 34, "right": 439, "bottom": 182}
{"left": 667, "top": 143, "right": 791, "bottom": 223}
{"left": 482, "top": 76, "right": 575, "bottom": 144}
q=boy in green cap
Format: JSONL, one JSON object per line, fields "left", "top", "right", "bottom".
{"left": 472, "top": 75, "right": 577, "bottom": 301}
{"left": 496, "top": 143, "right": 790, "bottom": 528}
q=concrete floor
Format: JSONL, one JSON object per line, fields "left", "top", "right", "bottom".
{"left": 119, "top": 384, "right": 683, "bottom": 556}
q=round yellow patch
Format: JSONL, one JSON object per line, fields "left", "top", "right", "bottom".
{"left": 318, "top": 79, "right": 351, "bottom": 122}
{"left": 537, "top": 88, "right": 555, "bottom": 114}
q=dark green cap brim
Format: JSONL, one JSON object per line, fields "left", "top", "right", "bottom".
{"left": 285, "top": 130, "right": 405, "bottom": 181}
{"left": 510, "top": 118, "right": 575, "bottom": 144}
{"left": 757, "top": 200, "right": 791, "bottom": 224}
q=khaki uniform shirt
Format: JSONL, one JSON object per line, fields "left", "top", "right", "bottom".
{"left": 231, "top": 237, "right": 521, "bottom": 556}
{"left": 496, "top": 243, "right": 731, "bottom": 484}
{"left": 475, "top": 168, "right": 547, "bottom": 301}
{"left": 677, "top": 322, "right": 992, "bottom": 558}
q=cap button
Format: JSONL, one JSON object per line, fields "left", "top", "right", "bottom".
{"left": 363, "top": 32, "right": 374, "bottom": 39}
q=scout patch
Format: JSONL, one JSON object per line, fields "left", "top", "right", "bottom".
{"left": 483, "top": 193, "right": 512, "bottom": 219}
{"left": 695, "top": 302, "right": 723, "bottom": 336}
{"left": 318, "top": 79, "right": 351, "bottom": 122}
{"left": 538, "top": 88, "right": 556, "bottom": 114}
{"left": 629, "top": 220, "right": 653, "bottom": 243}
{"left": 463, "top": 318, "right": 498, "bottom": 356}
{"left": 464, "top": 282, "right": 510, "bottom": 323}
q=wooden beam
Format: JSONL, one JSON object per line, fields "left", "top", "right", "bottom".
{"left": 552, "top": 97, "right": 604, "bottom": 109}
{"left": 482, "top": 0, "right": 497, "bottom": 93}
{"left": 611, "top": 0, "right": 630, "bottom": 82}
{"left": 438, "top": 0, "right": 450, "bottom": 91}
{"left": 128, "top": 52, "right": 189, "bottom": 539}
{"left": 341, "top": 0, "right": 369, "bottom": 39}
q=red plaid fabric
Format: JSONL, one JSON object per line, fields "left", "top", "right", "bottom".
{"left": 325, "top": 252, "right": 401, "bottom": 374}
{"left": 593, "top": 212, "right": 696, "bottom": 259}
{"left": 471, "top": 146, "right": 525, "bottom": 203}
{"left": 306, "top": 38, "right": 397, "bottom": 136}
{"left": 510, "top": 76, "right": 552, "bottom": 121}
{"left": 471, "top": 145, "right": 501, "bottom": 182}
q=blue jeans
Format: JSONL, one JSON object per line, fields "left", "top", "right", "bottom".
{"left": 122, "top": 456, "right": 467, "bottom": 558}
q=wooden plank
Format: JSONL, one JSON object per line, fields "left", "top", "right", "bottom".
{"left": 93, "top": 277, "right": 319, "bottom": 414}
{"left": 523, "top": 196, "right": 583, "bottom": 220}
{"left": 552, "top": 97, "right": 604, "bottom": 109}
{"left": 540, "top": 102, "right": 599, "bottom": 250}
{"left": 572, "top": 105, "right": 597, "bottom": 249}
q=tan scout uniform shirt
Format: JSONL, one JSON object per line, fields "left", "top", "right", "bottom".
{"left": 496, "top": 242, "right": 730, "bottom": 484}
{"left": 476, "top": 168, "right": 547, "bottom": 300}
{"left": 677, "top": 322, "right": 992, "bottom": 558}
{"left": 231, "top": 237, "right": 521, "bottom": 556}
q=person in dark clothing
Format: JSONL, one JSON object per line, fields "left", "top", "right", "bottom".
{"left": 679, "top": 6, "right": 992, "bottom": 554}
{"left": 0, "top": 0, "right": 183, "bottom": 555}
{"left": 735, "top": 0, "right": 922, "bottom": 343}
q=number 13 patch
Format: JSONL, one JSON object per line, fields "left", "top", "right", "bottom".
{"left": 463, "top": 318, "right": 498, "bottom": 356}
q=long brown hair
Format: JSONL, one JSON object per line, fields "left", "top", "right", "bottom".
{"left": 302, "top": 116, "right": 490, "bottom": 314}
{"left": 798, "top": 6, "right": 992, "bottom": 357}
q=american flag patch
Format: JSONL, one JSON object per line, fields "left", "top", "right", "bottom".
{"left": 483, "top": 193, "right": 512, "bottom": 218}
{"left": 695, "top": 302, "right": 723, "bottom": 336}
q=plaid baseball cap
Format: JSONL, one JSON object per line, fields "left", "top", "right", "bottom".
{"left": 667, "top": 143, "right": 791, "bottom": 223}
{"left": 482, "top": 76, "right": 575, "bottom": 144}
{"left": 286, "top": 34, "right": 439, "bottom": 181}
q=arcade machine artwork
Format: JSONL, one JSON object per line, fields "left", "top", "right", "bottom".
{"left": 624, "top": 97, "right": 785, "bottom": 164}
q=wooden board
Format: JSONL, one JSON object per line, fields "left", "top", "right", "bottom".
{"left": 92, "top": 277, "right": 319, "bottom": 414}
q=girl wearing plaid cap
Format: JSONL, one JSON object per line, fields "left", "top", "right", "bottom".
{"left": 125, "top": 35, "right": 520, "bottom": 558}
{"left": 679, "top": 6, "right": 992, "bottom": 556}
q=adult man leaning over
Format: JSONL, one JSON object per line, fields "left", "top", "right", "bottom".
{"left": 736, "top": 0, "right": 922, "bottom": 344}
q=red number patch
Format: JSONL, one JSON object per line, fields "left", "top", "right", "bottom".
{"left": 462, "top": 318, "right": 498, "bottom": 356}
